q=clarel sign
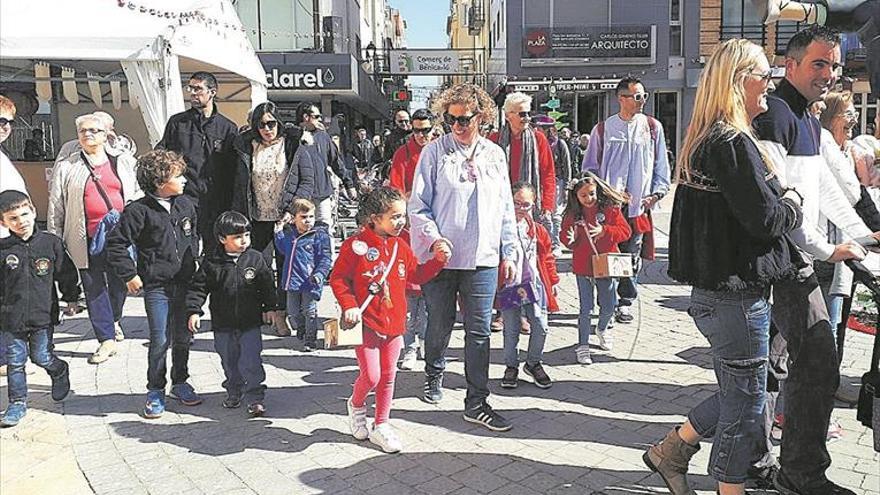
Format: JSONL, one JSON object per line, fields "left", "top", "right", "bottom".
{"left": 258, "top": 53, "right": 353, "bottom": 91}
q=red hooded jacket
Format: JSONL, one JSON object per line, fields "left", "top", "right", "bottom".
{"left": 561, "top": 204, "right": 632, "bottom": 277}
{"left": 330, "top": 227, "right": 444, "bottom": 337}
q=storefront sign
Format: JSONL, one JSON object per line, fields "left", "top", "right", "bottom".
{"left": 509, "top": 80, "right": 618, "bottom": 93}
{"left": 259, "top": 53, "right": 352, "bottom": 91}
{"left": 389, "top": 50, "right": 461, "bottom": 75}
{"left": 522, "top": 26, "right": 655, "bottom": 66}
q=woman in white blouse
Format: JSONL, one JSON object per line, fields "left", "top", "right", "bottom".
{"left": 232, "top": 101, "right": 314, "bottom": 336}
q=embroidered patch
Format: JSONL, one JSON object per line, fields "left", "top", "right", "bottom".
{"left": 596, "top": 212, "right": 606, "bottom": 224}
{"left": 398, "top": 262, "right": 406, "bottom": 278}
{"left": 366, "top": 247, "right": 379, "bottom": 262}
{"left": 181, "top": 217, "right": 193, "bottom": 237}
{"left": 5, "top": 254, "right": 19, "bottom": 270}
{"left": 352, "top": 240, "right": 368, "bottom": 256}
{"left": 368, "top": 282, "right": 381, "bottom": 295}
{"left": 34, "top": 258, "right": 51, "bottom": 276}
{"left": 243, "top": 267, "right": 256, "bottom": 281}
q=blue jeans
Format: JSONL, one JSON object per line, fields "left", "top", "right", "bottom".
{"left": 80, "top": 249, "right": 127, "bottom": 342}
{"left": 422, "top": 267, "right": 498, "bottom": 410}
{"left": 287, "top": 291, "right": 318, "bottom": 343}
{"left": 144, "top": 283, "right": 190, "bottom": 392}
{"left": 550, "top": 180, "right": 566, "bottom": 248}
{"left": 617, "top": 221, "right": 644, "bottom": 306}
{"left": 213, "top": 327, "right": 266, "bottom": 403}
{"left": 5, "top": 328, "right": 67, "bottom": 402}
{"left": 403, "top": 293, "right": 427, "bottom": 350}
{"left": 0, "top": 331, "right": 9, "bottom": 367}
{"left": 575, "top": 276, "right": 616, "bottom": 346}
{"left": 502, "top": 303, "right": 548, "bottom": 367}
{"left": 686, "top": 288, "right": 770, "bottom": 484}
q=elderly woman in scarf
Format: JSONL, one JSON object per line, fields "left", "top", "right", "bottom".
{"left": 490, "top": 92, "right": 556, "bottom": 225}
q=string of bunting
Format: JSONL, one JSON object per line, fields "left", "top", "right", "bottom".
{"left": 115, "top": 0, "right": 354, "bottom": 43}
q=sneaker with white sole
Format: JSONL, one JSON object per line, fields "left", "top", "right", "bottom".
{"left": 370, "top": 423, "right": 402, "bottom": 453}
{"left": 615, "top": 306, "right": 634, "bottom": 323}
{"left": 463, "top": 402, "right": 512, "bottom": 432}
{"left": 576, "top": 345, "right": 592, "bottom": 365}
{"left": 88, "top": 340, "right": 117, "bottom": 364}
{"left": 398, "top": 348, "right": 418, "bottom": 371}
{"left": 347, "top": 397, "right": 369, "bottom": 440}
{"left": 114, "top": 322, "right": 125, "bottom": 342}
{"left": 596, "top": 331, "right": 613, "bottom": 351}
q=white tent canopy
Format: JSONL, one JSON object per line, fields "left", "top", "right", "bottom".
{"left": 0, "top": 0, "right": 267, "bottom": 145}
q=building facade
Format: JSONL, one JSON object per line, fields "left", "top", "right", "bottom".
{"left": 488, "top": 0, "right": 697, "bottom": 153}
{"left": 235, "top": 0, "right": 404, "bottom": 133}
{"left": 446, "top": 0, "right": 490, "bottom": 87}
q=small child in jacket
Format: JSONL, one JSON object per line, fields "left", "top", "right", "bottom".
{"left": 0, "top": 191, "right": 80, "bottom": 427}
{"left": 106, "top": 150, "right": 200, "bottom": 418}
{"left": 499, "top": 182, "right": 560, "bottom": 390}
{"left": 560, "top": 173, "right": 631, "bottom": 365}
{"left": 330, "top": 187, "right": 446, "bottom": 453}
{"left": 187, "top": 211, "right": 277, "bottom": 416}
{"left": 274, "top": 198, "right": 332, "bottom": 352}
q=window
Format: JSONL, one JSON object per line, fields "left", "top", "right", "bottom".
{"left": 654, "top": 91, "right": 680, "bottom": 159}
{"left": 235, "top": 0, "right": 316, "bottom": 51}
{"left": 669, "top": 0, "right": 682, "bottom": 57}
{"left": 721, "top": 0, "right": 765, "bottom": 45}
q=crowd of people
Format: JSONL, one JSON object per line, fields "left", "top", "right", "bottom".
{"left": 0, "top": 22, "right": 877, "bottom": 495}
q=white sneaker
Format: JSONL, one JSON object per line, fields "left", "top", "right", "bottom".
{"left": 369, "top": 423, "right": 402, "bottom": 453}
{"left": 347, "top": 397, "right": 369, "bottom": 440}
{"left": 576, "top": 345, "right": 592, "bottom": 365}
{"left": 114, "top": 322, "right": 125, "bottom": 342}
{"left": 596, "top": 331, "right": 613, "bottom": 351}
{"left": 88, "top": 340, "right": 117, "bottom": 364}
{"left": 399, "top": 348, "right": 418, "bottom": 370}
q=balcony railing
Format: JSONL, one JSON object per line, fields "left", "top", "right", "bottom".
{"left": 775, "top": 21, "right": 805, "bottom": 54}
{"left": 468, "top": 3, "right": 485, "bottom": 35}
{"left": 720, "top": 23, "right": 766, "bottom": 46}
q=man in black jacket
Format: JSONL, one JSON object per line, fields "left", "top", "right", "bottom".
{"left": 158, "top": 71, "right": 239, "bottom": 249}
{"left": 383, "top": 109, "right": 412, "bottom": 163}
{"left": 294, "top": 102, "right": 356, "bottom": 239}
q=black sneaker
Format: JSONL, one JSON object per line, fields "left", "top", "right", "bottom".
{"left": 500, "top": 367, "right": 518, "bottom": 389}
{"left": 423, "top": 374, "right": 443, "bottom": 404}
{"left": 222, "top": 392, "right": 242, "bottom": 409}
{"left": 463, "top": 402, "right": 512, "bottom": 432}
{"left": 303, "top": 342, "right": 315, "bottom": 352}
{"left": 614, "top": 306, "right": 634, "bottom": 323}
{"left": 247, "top": 402, "right": 266, "bottom": 417}
{"left": 522, "top": 362, "right": 552, "bottom": 389}
{"left": 51, "top": 361, "right": 70, "bottom": 401}
{"left": 774, "top": 469, "right": 856, "bottom": 495}
{"left": 746, "top": 463, "right": 778, "bottom": 490}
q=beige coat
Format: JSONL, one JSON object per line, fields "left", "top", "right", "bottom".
{"left": 47, "top": 151, "right": 141, "bottom": 269}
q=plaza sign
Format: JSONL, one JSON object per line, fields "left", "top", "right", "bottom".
{"left": 522, "top": 25, "right": 656, "bottom": 66}
{"left": 389, "top": 50, "right": 462, "bottom": 75}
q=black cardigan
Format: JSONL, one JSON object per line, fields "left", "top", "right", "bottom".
{"left": 668, "top": 130, "right": 805, "bottom": 291}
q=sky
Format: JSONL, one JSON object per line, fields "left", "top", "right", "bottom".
{"left": 389, "top": 0, "right": 449, "bottom": 109}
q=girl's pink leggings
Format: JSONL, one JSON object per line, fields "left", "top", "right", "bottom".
{"left": 351, "top": 329, "right": 402, "bottom": 426}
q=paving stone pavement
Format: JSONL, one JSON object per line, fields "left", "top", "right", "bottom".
{"left": 2, "top": 203, "right": 879, "bottom": 495}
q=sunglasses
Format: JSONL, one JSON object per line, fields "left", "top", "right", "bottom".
{"left": 842, "top": 110, "right": 860, "bottom": 120}
{"left": 621, "top": 92, "right": 649, "bottom": 102}
{"left": 513, "top": 200, "right": 534, "bottom": 210}
{"left": 516, "top": 111, "right": 531, "bottom": 119}
{"left": 0, "top": 117, "right": 13, "bottom": 127}
{"left": 309, "top": 113, "right": 322, "bottom": 120}
{"left": 444, "top": 112, "right": 480, "bottom": 127}
{"left": 412, "top": 127, "right": 433, "bottom": 135}
{"left": 258, "top": 120, "right": 278, "bottom": 130}
{"left": 396, "top": 119, "right": 411, "bottom": 124}
{"left": 185, "top": 85, "right": 209, "bottom": 94}
{"left": 78, "top": 128, "right": 106, "bottom": 135}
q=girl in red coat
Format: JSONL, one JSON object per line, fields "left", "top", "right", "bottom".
{"left": 499, "top": 182, "right": 560, "bottom": 390}
{"left": 560, "top": 173, "right": 631, "bottom": 365}
{"left": 330, "top": 187, "right": 446, "bottom": 453}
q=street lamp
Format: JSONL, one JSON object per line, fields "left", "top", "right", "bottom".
{"left": 365, "top": 42, "right": 377, "bottom": 74}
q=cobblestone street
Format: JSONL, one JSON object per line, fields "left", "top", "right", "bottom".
{"left": 2, "top": 207, "right": 878, "bottom": 495}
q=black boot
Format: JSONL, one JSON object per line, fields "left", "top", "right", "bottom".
{"left": 774, "top": 469, "right": 856, "bottom": 495}
{"left": 51, "top": 360, "right": 70, "bottom": 401}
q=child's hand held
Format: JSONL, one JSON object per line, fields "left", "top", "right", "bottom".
{"left": 126, "top": 276, "right": 143, "bottom": 295}
{"left": 343, "top": 308, "right": 362, "bottom": 327}
{"left": 187, "top": 314, "right": 201, "bottom": 333}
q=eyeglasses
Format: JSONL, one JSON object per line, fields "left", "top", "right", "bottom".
{"left": 444, "top": 112, "right": 480, "bottom": 127}
{"left": 842, "top": 110, "right": 860, "bottom": 120}
{"left": 185, "top": 85, "right": 209, "bottom": 94}
{"left": 0, "top": 117, "right": 13, "bottom": 127}
{"left": 412, "top": 127, "right": 433, "bottom": 135}
{"left": 78, "top": 128, "right": 106, "bottom": 135}
{"left": 621, "top": 93, "right": 649, "bottom": 102}
{"left": 513, "top": 200, "right": 534, "bottom": 210}
{"left": 396, "top": 119, "right": 410, "bottom": 125}
{"left": 750, "top": 70, "right": 773, "bottom": 82}
{"left": 258, "top": 120, "right": 278, "bottom": 130}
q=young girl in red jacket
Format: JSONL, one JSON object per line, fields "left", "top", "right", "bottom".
{"left": 560, "top": 173, "right": 631, "bottom": 365}
{"left": 330, "top": 186, "right": 446, "bottom": 453}
{"left": 499, "top": 182, "right": 560, "bottom": 390}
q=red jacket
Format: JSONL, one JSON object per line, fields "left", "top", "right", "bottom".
{"left": 489, "top": 130, "right": 556, "bottom": 213}
{"left": 560, "top": 204, "right": 632, "bottom": 277}
{"left": 531, "top": 220, "right": 561, "bottom": 312}
{"left": 388, "top": 137, "right": 423, "bottom": 196}
{"left": 330, "top": 227, "right": 444, "bottom": 337}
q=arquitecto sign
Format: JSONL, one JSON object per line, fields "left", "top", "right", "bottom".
{"left": 389, "top": 50, "right": 461, "bottom": 75}
{"left": 522, "top": 25, "right": 656, "bottom": 66}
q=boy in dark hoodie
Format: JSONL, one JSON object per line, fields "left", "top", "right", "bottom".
{"left": 106, "top": 150, "right": 200, "bottom": 419}
{"left": 0, "top": 190, "right": 80, "bottom": 427}
{"left": 187, "top": 211, "right": 277, "bottom": 416}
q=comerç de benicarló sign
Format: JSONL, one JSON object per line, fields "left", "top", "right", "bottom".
{"left": 389, "top": 50, "right": 462, "bottom": 75}
{"left": 523, "top": 25, "right": 656, "bottom": 66}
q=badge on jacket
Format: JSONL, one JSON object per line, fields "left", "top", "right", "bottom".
{"left": 34, "top": 258, "right": 51, "bottom": 276}
{"left": 366, "top": 247, "right": 379, "bottom": 262}
{"left": 596, "top": 212, "right": 606, "bottom": 224}
{"left": 213, "top": 139, "right": 223, "bottom": 152}
{"left": 5, "top": 254, "right": 19, "bottom": 270}
{"left": 181, "top": 217, "right": 193, "bottom": 237}
{"left": 398, "top": 262, "right": 406, "bottom": 278}
{"left": 352, "top": 240, "right": 368, "bottom": 256}
{"left": 243, "top": 267, "right": 256, "bottom": 282}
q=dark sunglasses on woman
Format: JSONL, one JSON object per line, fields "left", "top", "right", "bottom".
{"left": 259, "top": 120, "right": 278, "bottom": 130}
{"left": 444, "top": 112, "right": 479, "bottom": 127}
